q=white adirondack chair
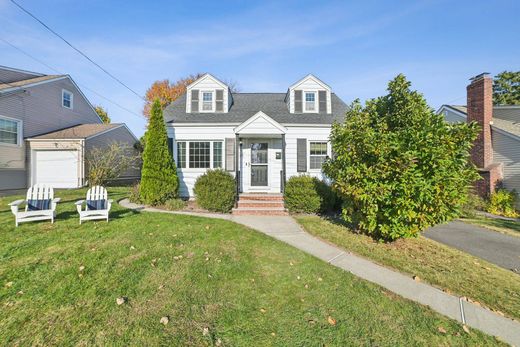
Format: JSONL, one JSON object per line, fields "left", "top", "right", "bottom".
{"left": 75, "top": 186, "right": 112, "bottom": 224}
{"left": 8, "top": 184, "right": 61, "bottom": 227}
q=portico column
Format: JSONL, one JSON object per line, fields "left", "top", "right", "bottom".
{"left": 235, "top": 133, "right": 240, "bottom": 203}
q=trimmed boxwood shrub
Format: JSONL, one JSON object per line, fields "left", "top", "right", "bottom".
{"left": 194, "top": 169, "right": 236, "bottom": 213}
{"left": 284, "top": 175, "right": 336, "bottom": 214}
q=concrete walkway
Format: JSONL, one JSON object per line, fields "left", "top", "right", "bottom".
{"left": 120, "top": 199, "right": 520, "bottom": 346}
{"left": 424, "top": 221, "right": 520, "bottom": 272}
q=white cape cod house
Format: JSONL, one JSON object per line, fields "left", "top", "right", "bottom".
{"left": 164, "top": 73, "right": 348, "bottom": 201}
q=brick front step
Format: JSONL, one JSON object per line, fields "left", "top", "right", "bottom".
{"left": 238, "top": 193, "right": 284, "bottom": 201}
{"left": 232, "top": 207, "right": 289, "bottom": 216}
{"left": 237, "top": 200, "right": 285, "bottom": 208}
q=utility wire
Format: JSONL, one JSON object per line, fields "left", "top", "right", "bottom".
{"left": 0, "top": 36, "right": 145, "bottom": 120}
{"left": 10, "top": 0, "right": 145, "bottom": 101}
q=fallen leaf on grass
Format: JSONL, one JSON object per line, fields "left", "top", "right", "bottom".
{"left": 116, "top": 297, "right": 127, "bottom": 305}
{"left": 413, "top": 275, "right": 420, "bottom": 282}
{"left": 79, "top": 266, "right": 85, "bottom": 272}
{"left": 437, "top": 326, "right": 447, "bottom": 334}
{"left": 5, "top": 281, "right": 13, "bottom": 288}
{"left": 160, "top": 316, "right": 169, "bottom": 325}
{"left": 203, "top": 327, "right": 210, "bottom": 336}
{"left": 215, "top": 338, "right": 222, "bottom": 346}
{"left": 462, "top": 325, "right": 470, "bottom": 334}
{"left": 327, "top": 316, "right": 337, "bottom": 326}
{"left": 318, "top": 277, "right": 323, "bottom": 282}
{"left": 260, "top": 308, "right": 266, "bottom": 313}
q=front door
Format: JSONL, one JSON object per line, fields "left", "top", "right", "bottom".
{"left": 250, "top": 142, "right": 268, "bottom": 186}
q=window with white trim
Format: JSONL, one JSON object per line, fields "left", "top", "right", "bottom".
{"left": 202, "top": 92, "right": 214, "bottom": 111}
{"left": 177, "top": 141, "right": 186, "bottom": 168}
{"left": 62, "top": 89, "right": 73, "bottom": 109}
{"left": 304, "top": 92, "right": 316, "bottom": 112}
{"left": 309, "top": 141, "right": 328, "bottom": 170}
{"left": 0, "top": 116, "right": 21, "bottom": 145}
{"left": 176, "top": 141, "right": 223, "bottom": 169}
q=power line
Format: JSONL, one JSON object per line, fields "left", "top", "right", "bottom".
{"left": 0, "top": 36, "right": 145, "bottom": 120}
{"left": 10, "top": 0, "right": 145, "bottom": 101}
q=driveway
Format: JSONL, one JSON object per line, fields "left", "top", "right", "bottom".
{"left": 424, "top": 220, "right": 520, "bottom": 272}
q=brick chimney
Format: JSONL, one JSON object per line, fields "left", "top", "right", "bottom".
{"left": 466, "top": 73, "right": 502, "bottom": 196}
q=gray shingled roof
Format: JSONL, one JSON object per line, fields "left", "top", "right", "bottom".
{"left": 30, "top": 124, "right": 122, "bottom": 139}
{"left": 164, "top": 93, "right": 348, "bottom": 125}
{"left": 446, "top": 104, "right": 520, "bottom": 138}
{"left": 0, "top": 75, "right": 64, "bottom": 91}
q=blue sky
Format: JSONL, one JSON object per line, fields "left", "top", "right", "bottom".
{"left": 1, "top": 0, "right": 519, "bottom": 137}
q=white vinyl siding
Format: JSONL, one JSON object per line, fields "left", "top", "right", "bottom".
{"left": 289, "top": 76, "right": 332, "bottom": 114}
{"left": 186, "top": 74, "right": 229, "bottom": 113}
{"left": 168, "top": 124, "right": 332, "bottom": 197}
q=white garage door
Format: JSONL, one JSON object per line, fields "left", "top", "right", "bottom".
{"left": 34, "top": 150, "right": 80, "bottom": 188}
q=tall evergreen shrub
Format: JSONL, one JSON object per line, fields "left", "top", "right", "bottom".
{"left": 139, "top": 99, "right": 178, "bottom": 204}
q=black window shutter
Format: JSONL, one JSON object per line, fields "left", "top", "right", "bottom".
{"left": 191, "top": 89, "right": 199, "bottom": 112}
{"left": 297, "top": 138, "right": 307, "bottom": 172}
{"left": 319, "top": 91, "right": 327, "bottom": 113}
{"left": 167, "top": 138, "right": 174, "bottom": 156}
{"left": 216, "top": 89, "right": 224, "bottom": 112}
{"left": 294, "top": 90, "right": 303, "bottom": 113}
{"left": 225, "top": 137, "right": 235, "bottom": 171}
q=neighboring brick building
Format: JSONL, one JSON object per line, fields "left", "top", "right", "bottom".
{"left": 438, "top": 73, "right": 520, "bottom": 200}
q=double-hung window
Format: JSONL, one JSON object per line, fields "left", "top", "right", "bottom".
{"left": 201, "top": 92, "right": 213, "bottom": 111}
{"left": 309, "top": 141, "right": 328, "bottom": 170}
{"left": 62, "top": 89, "right": 73, "bottom": 109}
{"left": 0, "top": 116, "right": 21, "bottom": 146}
{"left": 176, "top": 141, "right": 223, "bottom": 169}
{"left": 304, "top": 92, "right": 316, "bottom": 112}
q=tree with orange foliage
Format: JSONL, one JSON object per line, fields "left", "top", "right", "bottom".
{"left": 142, "top": 74, "right": 202, "bottom": 118}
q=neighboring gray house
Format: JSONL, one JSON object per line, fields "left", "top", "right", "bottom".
{"left": 0, "top": 65, "right": 139, "bottom": 190}
{"left": 164, "top": 73, "right": 348, "bottom": 214}
{"left": 438, "top": 74, "right": 520, "bottom": 200}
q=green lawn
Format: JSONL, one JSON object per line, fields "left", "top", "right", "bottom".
{"left": 462, "top": 215, "right": 520, "bottom": 237}
{"left": 296, "top": 215, "right": 520, "bottom": 324}
{"left": 0, "top": 189, "right": 502, "bottom": 346}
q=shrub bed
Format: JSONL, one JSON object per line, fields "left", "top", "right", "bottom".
{"left": 487, "top": 189, "right": 519, "bottom": 218}
{"left": 194, "top": 169, "right": 236, "bottom": 213}
{"left": 284, "top": 175, "right": 336, "bottom": 214}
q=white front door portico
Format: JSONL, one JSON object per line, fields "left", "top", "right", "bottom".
{"left": 234, "top": 112, "right": 287, "bottom": 193}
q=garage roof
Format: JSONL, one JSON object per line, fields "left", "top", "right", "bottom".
{"left": 29, "top": 123, "right": 123, "bottom": 140}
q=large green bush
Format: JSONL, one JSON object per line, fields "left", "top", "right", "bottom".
{"left": 139, "top": 99, "right": 179, "bottom": 205}
{"left": 487, "top": 189, "right": 519, "bottom": 218}
{"left": 324, "top": 74, "right": 480, "bottom": 241}
{"left": 194, "top": 169, "right": 236, "bottom": 213}
{"left": 284, "top": 175, "right": 336, "bottom": 214}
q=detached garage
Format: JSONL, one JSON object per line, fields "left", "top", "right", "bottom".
{"left": 27, "top": 123, "right": 139, "bottom": 188}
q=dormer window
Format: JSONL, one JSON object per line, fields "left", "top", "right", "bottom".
{"left": 202, "top": 91, "right": 214, "bottom": 112}
{"left": 304, "top": 92, "right": 316, "bottom": 112}
{"left": 62, "top": 89, "right": 73, "bottom": 109}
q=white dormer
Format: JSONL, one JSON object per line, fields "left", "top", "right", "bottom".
{"left": 287, "top": 74, "right": 332, "bottom": 114}
{"left": 186, "top": 73, "right": 230, "bottom": 113}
